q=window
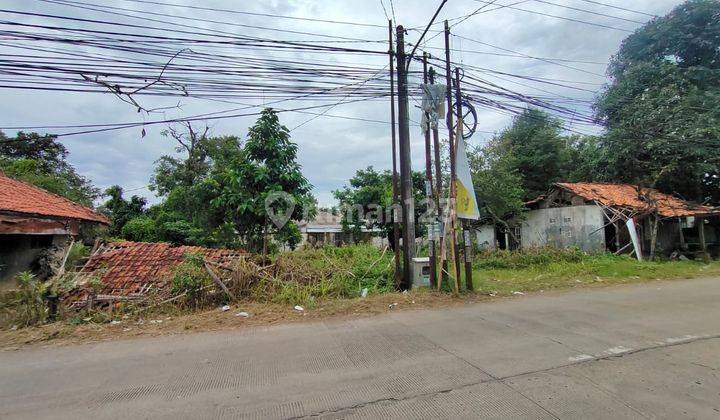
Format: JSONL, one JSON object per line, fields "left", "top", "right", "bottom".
{"left": 564, "top": 217, "right": 572, "bottom": 223}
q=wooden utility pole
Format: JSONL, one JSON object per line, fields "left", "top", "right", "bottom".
{"left": 388, "top": 20, "right": 401, "bottom": 289}
{"left": 455, "top": 68, "right": 473, "bottom": 291}
{"left": 396, "top": 25, "right": 415, "bottom": 289}
{"left": 444, "top": 20, "right": 461, "bottom": 289}
{"left": 422, "top": 52, "right": 437, "bottom": 288}
{"left": 428, "top": 68, "right": 448, "bottom": 286}
{"left": 698, "top": 216, "right": 708, "bottom": 260}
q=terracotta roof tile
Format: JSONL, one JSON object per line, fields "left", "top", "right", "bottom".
{"left": 68, "top": 241, "right": 247, "bottom": 304}
{"left": 0, "top": 174, "right": 109, "bottom": 224}
{"left": 555, "top": 182, "right": 719, "bottom": 218}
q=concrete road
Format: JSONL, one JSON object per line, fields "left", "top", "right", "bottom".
{"left": 2, "top": 278, "right": 720, "bottom": 419}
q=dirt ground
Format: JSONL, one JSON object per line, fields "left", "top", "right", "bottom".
{"left": 0, "top": 275, "right": 703, "bottom": 351}
{"left": 0, "top": 289, "right": 495, "bottom": 351}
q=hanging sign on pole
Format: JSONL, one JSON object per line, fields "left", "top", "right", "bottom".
{"left": 454, "top": 135, "right": 479, "bottom": 220}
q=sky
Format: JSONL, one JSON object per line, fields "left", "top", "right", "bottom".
{"left": 0, "top": 0, "right": 683, "bottom": 207}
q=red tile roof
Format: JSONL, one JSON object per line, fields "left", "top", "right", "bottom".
{"left": 555, "top": 182, "right": 719, "bottom": 218}
{"left": 0, "top": 174, "right": 109, "bottom": 224}
{"left": 68, "top": 241, "right": 246, "bottom": 304}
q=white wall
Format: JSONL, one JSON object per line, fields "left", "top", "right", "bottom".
{"left": 519, "top": 205, "right": 606, "bottom": 252}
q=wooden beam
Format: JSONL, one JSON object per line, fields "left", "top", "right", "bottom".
{"left": 698, "top": 216, "right": 708, "bottom": 260}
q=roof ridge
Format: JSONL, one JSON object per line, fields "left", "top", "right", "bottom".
{"left": 0, "top": 173, "right": 109, "bottom": 224}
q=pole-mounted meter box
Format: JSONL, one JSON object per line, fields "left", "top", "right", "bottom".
{"left": 412, "top": 257, "right": 431, "bottom": 288}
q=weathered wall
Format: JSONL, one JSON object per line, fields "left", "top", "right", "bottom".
{"left": 518, "top": 205, "right": 605, "bottom": 252}
{"left": 0, "top": 234, "right": 69, "bottom": 288}
{"left": 474, "top": 226, "right": 496, "bottom": 250}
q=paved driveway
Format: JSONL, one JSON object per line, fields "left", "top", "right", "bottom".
{"left": 1, "top": 278, "right": 719, "bottom": 419}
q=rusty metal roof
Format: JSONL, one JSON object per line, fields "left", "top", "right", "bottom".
{"left": 68, "top": 241, "right": 246, "bottom": 304}
{"left": 0, "top": 174, "right": 109, "bottom": 224}
{"left": 555, "top": 182, "right": 719, "bottom": 218}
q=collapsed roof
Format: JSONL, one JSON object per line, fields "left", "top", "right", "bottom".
{"left": 66, "top": 241, "right": 246, "bottom": 306}
{"left": 548, "top": 182, "right": 718, "bottom": 218}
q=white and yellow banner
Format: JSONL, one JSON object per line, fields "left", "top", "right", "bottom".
{"left": 455, "top": 136, "right": 480, "bottom": 220}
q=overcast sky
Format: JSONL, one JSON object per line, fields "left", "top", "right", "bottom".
{"left": 0, "top": 0, "right": 681, "bottom": 207}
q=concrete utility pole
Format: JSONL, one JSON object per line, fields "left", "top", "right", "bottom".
{"left": 388, "top": 20, "right": 402, "bottom": 289}
{"left": 444, "top": 20, "right": 461, "bottom": 288}
{"left": 422, "top": 53, "right": 437, "bottom": 288}
{"left": 455, "top": 67, "right": 473, "bottom": 291}
{"left": 396, "top": 26, "right": 415, "bottom": 289}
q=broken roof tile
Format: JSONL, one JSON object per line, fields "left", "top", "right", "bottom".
{"left": 555, "top": 182, "right": 719, "bottom": 218}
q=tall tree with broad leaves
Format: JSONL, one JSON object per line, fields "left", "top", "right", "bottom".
{"left": 212, "top": 109, "right": 315, "bottom": 252}
{"left": 496, "top": 108, "right": 571, "bottom": 201}
{"left": 596, "top": 0, "right": 720, "bottom": 202}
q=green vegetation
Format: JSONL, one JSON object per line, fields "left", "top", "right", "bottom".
{"left": 249, "top": 244, "right": 393, "bottom": 305}
{"left": 333, "top": 166, "right": 427, "bottom": 240}
{"left": 0, "top": 131, "right": 99, "bottom": 206}
{"left": 0, "top": 272, "right": 50, "bottom": 328}
{"left": 470, "top": 248, "right": 720, "bottom": 295}
{"left": 101, "top": 109, "right": 315, "bottom": 251}
{"left": 467, "top": 0, "right": 720, "bottom": 217}
{"left": 170, "top": 253, "right": 212, "bottom": 308}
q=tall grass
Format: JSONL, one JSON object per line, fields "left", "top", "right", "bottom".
{"left": 249, "top": 244, "right": 394, "bottom": 305}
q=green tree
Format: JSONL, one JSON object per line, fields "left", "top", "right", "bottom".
{"left": 0, "top": 131, "right": 99, "bottom": 205}
{"left": 333, "top": 166, "right": 426, "bottom": 241}
{"left": 211, "top": 109, "right": 315, "bottom": 252}
{"left": 99, "top": 185, "right": 148, "bottom": 236}
{"left": 494, "top": 108, "right": 571, "bottom": 201}
{"left": 596, "top": 0, "right": 720, "bottom": 201}
{"left": 467, "top": 138, "right": 525, "bottom": 223}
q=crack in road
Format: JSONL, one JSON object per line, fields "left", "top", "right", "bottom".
{"left": 291, "top": 334, "right": 720, "bottom": 419}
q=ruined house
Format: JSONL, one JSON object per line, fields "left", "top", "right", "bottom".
{"left": 478, "top": 182, "right": 719, "bottom": 258}
{"left": 66, "top": 241, "right": 247, "bottom": 307}
{"left": 0, "top": 174, "right": 109, "bottom": 287}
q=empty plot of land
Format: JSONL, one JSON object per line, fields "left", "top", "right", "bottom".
{"left": 1, "top": 278, "right": 719, "bottom": 419}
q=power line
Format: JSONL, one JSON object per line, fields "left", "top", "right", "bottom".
{"left": 574, "top": 0, "right": 658, "bottom": 18}
{"left": 470, "top": 0, "right": 634, "bottom": 32}
{"left": 531, "top": 0, "right": 646, "bottom": 24}
{"left": 96, "top": 0, "right": 387, "bottom": 28}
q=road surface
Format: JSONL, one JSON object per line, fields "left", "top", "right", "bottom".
{"left": 2, "top": 278, "right": 720, "bottom": 419}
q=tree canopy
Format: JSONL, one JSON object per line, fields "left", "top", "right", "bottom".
{"left": 115, "top": 109, "right": 314, "bottom": 251}
{"left": 0, "top": 131, "right": 99, "bottom": 206}
{"left": 596, "top": 0, "right": 720, "bottom": 201}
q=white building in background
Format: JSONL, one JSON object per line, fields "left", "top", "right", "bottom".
{"left": 297, "top": 211, "right": 385, "bottom": 248}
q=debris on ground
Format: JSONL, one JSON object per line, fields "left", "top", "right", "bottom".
{"left": 235, "top": 312, "right": 250, "bottom": 318}
{"left": 388, "top": 302, "right": 398, "bottom": 309}
{"left": 220, "top": 305, "right": 230, "bottom": 312}
{"left": 110, "top": 320, "right": 121, "bottom": 325}
{"left": 512, "top": 291, "right": 525, "bottom": 296}
{"left": 294, "top": 305, "right": 304, "bottom": 312}
{"left": 360, "top": 288, "right": 368, "bottom": 298}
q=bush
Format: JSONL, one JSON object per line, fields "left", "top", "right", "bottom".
{"left": 0, "top": 271, "right": 50, "bottom": 328}
{"left": 121, "top": 216, "right": 158, "bottom": 242}
{"left": 64, "top": 242, "right": 89, "bottom": 272}
{"left": 474, "top": 247, "right": 588, "bottom": 269}
{"left": 170, "top": 253, "right": 211, "bottom": 308}
{"left": 248, "top": 244, "right": 393, "bottom": 305}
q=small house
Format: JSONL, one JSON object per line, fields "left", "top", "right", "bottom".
{"left": 297, "top": 211, "right": 384, "bottom": 247}
{"left": 480, "top": 182, "right": 719, "bottom": 258}
{"left": 0, "top": 174, "right": 109, "bottom": 287}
